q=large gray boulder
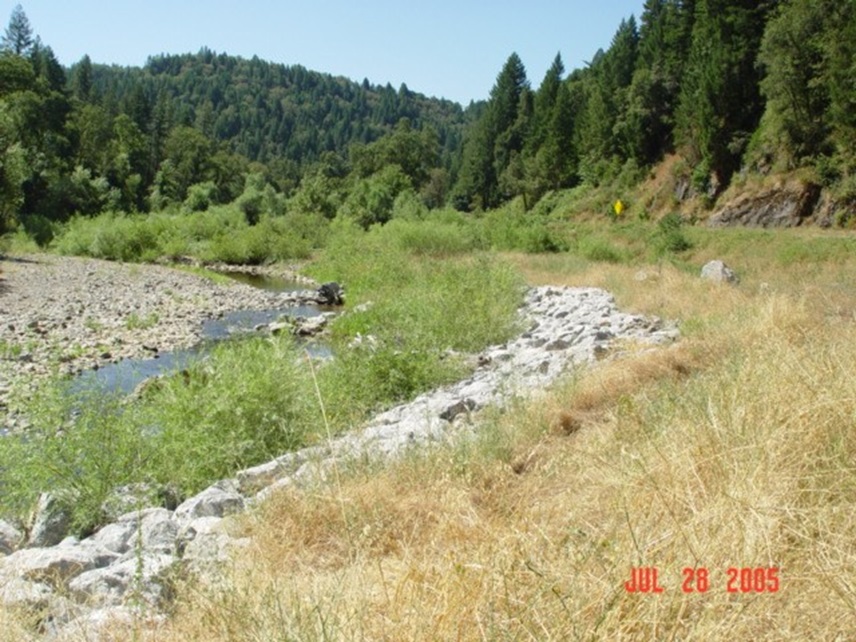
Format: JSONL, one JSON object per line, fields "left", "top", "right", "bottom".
{"left": 1, "top": 540, "right": 118, "bottom": 587}
{"left": 701, "top": 260, "right": 739, "bottom": 285}
{"left": 68, "top": 552, "right": 176, "bottom": 606}
{"left": 174, "top": 480, "right": 245, "bottom": 525}
{"left": 316, "top": 282, "right": 345, "bottom": 306}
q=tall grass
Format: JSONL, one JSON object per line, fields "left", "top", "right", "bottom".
{"left": 0, "top": 227, "right": 524, "bottom": 534}
{"left": 0, "top": 335, "right": 321, "bottom": 533}
{"left": 119, "top": 235, "right": 856, "bottom": 641}
{"left": 309, "top": 219, "right": 525, "bottom": 424}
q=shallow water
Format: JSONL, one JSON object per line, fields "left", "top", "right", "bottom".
{"left": 70, "top": 274, "right": 331, "bottom": 397}
{"left": 217, "top": 270, "right": 307, "bottom": 292}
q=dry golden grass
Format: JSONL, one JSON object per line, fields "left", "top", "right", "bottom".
{"left": 115, "top": 233, "right": 856, "bottom": 641}
{"left": 8, "top": 228, "right": 856, "bottom": 641}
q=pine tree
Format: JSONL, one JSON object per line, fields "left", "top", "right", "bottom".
{"left": 529, "top": 53, "right": 565, "bottom": 150}
{"left": 675, "top": 0, "right": 776, "bottom": 188}
{"left": 2, "top": 4, "right": 33, "bottom": 56}
{"left": 73, "top": 55, "right": 94, "bottom": 102}
{"left": 620, "top": 0, "right": 696, "bottom": 164}
{"left": 453, "top": 53, "right": 529, "bottom": 209}
{"left": 577, "top": 18, "right": 639, "bottom": 181}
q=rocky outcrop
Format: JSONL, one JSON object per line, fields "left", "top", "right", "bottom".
{"left": 708, "top": 182, "right": 822, "bottom": 228}
{"left": 0, "top": 286, "right": 679, "bottom": 636}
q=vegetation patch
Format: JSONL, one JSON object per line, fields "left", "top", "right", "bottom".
{"left": 0, "top": 233, "right": 523, "bottom": 534}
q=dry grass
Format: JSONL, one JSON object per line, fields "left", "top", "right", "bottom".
{"left": 116, "top": 231, "right": 856, "bottom": 641}
{"left": 9, "top": 228, "right": 856, "bottom": 641}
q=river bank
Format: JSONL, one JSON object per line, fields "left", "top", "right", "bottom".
{"left": 0, "top": 278, "right": 680, "bottom": 639}
{"left": 0, "top": 254, "right": 318, "bottom": 427}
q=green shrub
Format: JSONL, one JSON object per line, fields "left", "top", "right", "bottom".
{"left": 3, "top": 225, "right": 524, "bottom": 531}
{"left": 652, "top": 212, "right": 693, "bottom": 256}
{"left": 576, "top": 235, "right": 626, "bottom": 263}
{"left": 0, "top": 388, "right": 155, "bottom": 534}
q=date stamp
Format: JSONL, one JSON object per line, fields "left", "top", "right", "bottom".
{"left": 624, "top": 567, "right": 780, "bottom": 594}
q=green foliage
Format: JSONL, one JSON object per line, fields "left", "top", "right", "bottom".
{"left": 309, "top": 231, "right": 523, "bottom": 420}
{"left": 757, "top": 0, "right": 856, "bottom": 172}
{"left": 453, "top": 53, "right": 530, "bottom": 210}
{"left": 141, "top": 336, "right": 319, "bottom": 490}
{"left": 477, "top": 199, "right": 568, "bottom": 253}
{"left": 0, "top": 235, "right": 525, "bottom": 531}
{"left": 652, "top": 212, "right": 692, "bottom": 255}
{"left": 52, "top": 206, "right": 321, "bottom": 264}
{"left": 675, "top": 0, "right": 777, "bottom": 186}
{"left": 1, "top": 5, "right": 34, "bottom": 56}
{"left": 3, "top": 0, "right": 855, "bottom": 254}
{"left": 380, "top": 214, "right": 486, "bottom": 256}
{"left": 0, "top": 388, "right": 155, "bottom": 534}
{"left": 340, "top": 165, "right": 412, "bottom": 229}
{"left": 183, "top": 181, "right": 218, "bottom": 213}
{"left": 576, "top": 235, "right": 626, "bottom": 263}
{"left": 125, "top": 311, "right": 159, "bottom": 330}
{"left": 0, "top": 336, "right": 320, "bottom": 531}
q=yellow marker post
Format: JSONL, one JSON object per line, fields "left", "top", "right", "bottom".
{"left": 614, "top": 200, "right": 624, "bottom": 216}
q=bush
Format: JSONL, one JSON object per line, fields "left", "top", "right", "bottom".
{"left": 52, "top": 205, "right": 325, "bottom": 264}
{"left": 576, "top": 235, "right": 626, "bottom": 263}
{"left": 0, "top": 388, "right": 155, "bottom": 534}
{"left": 653, "top": 212, "right": 693, "bottom": 256}
{"left": 0, "top": 335, "right": 321, "bottom": 532}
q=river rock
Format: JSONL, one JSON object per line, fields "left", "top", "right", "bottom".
{"left": 173, "top": 480, "right": 245, "bottom": 525}
{"left": 89, "top": 521, "right": 138, "bottom": 556}
{"left": 700, "top": 260, "right": 739, "bottom": 285}
{"left": 1, "top": 540, "right": 118, "bottom": 587}
{"left": 0, "top": 575, "right": 54, "bottom": 610}
{"left": 0, "top": 519, "right": 22, "bottom": 554}
{"left": 67, "top": 552, "right": 176, "bottom": 606}
{"left": 293, "top": 315, "right": 328, "bottom": 336}
{"left": 316, "top": 282, "right": 344, "bottom": 305}
{"left": 137, "top": 509, "right": 179, "bottom": 554}
{"left": 28, "top": 492, "right": 73, "bottom": 548}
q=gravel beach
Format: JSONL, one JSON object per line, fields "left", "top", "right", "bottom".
{"left": 0, "top": 254, "right": 313, "bottom": 423}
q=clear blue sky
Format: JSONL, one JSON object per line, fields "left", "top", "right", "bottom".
{"left": 5, "top": 1, "right": 646, "bottom": 105}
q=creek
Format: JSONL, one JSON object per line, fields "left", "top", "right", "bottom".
{"left": 70, "top": 272, "right": 330, "bottom": 397}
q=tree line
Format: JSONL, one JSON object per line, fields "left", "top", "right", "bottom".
{"left": 1, "top": 0, "right": 854, "bottom": 237}
{"left": 453, "top": 0, "right": 855, "bottom": 211}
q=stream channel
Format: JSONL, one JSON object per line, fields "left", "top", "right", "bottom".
{"left": 70, "top": 272, "right": 330, "bottom": 397}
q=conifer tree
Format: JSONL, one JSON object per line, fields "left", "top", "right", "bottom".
{"left": 1, "top": 4, "right": 33, "bottom": 56}
{"left": 453, "top": 53, "right": 529, "bottom": 209}
{"left": 73, "top": 55, "right": 94, "bottom": 103}
{"left": 675, "top": 0, "right": 776, "bottom": 188}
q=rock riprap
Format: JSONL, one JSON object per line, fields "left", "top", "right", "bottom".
{"left": 0, "top": 285, "right": 678, "bottom": 638}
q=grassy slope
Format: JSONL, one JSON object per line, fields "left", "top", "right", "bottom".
{"left": 97, "top": 227, "right": 853, "bottom": 641}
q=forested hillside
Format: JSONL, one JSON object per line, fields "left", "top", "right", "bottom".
{"left": 0, "top": 0, "right": 854, "bottom": 241}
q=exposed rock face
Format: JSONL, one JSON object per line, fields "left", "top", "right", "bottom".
{"left": 701, "top": 260, "right": 739, "bottom": 285}
{"left": 0, "top": 286, "right": 679, "bottom": 635}
{"left": 708, "top": 183, "right": 822, "bottom": 227}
